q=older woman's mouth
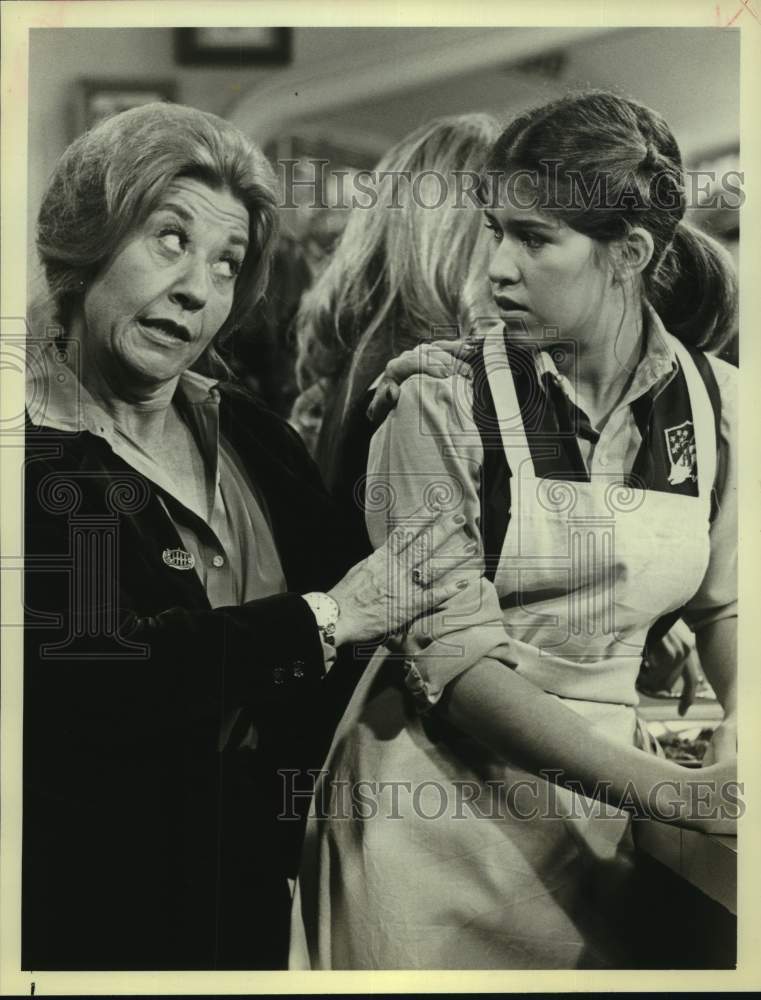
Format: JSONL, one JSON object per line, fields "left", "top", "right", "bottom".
{"left": 137, "top": 317, "right": 192, "bottom": 344}
{"left": 493, "top": 296, "right": 528, "bottom": 314}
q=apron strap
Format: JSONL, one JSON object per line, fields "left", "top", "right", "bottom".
{"left": 482, "top": 331, "right": 538, "bottom": 482}
{"left": 643, "top": 337, "right": 719, "bottom": 649}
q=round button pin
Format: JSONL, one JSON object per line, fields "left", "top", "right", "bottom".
{"left": 212, "top": 554, "right": 225, "bottom": 568}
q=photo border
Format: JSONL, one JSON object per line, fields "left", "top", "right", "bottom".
{"left": 1, "top": 0, "right": 760, "bottom": 995}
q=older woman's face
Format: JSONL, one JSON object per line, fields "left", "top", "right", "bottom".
{"left": 81, "top": 178, "right": 249, "bottom": 390}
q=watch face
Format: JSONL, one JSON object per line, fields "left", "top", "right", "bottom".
{"left": 320, "top": 595, "right": 339, "bottom": 626}
{"left": 304, "top": 592, "right": 339, "bottom": 628}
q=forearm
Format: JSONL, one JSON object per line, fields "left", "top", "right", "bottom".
{"left": 365, "top": 374, "right": 506, "bottom": 700}
{"left": 441, "top": 656, "right": 708, "bottom": 819}
{"left": 694, "top": 616, "right": 737, "bottom": 719}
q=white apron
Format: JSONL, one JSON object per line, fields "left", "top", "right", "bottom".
{"left": 290, "top": 332, "right": 716, "bottom": 970}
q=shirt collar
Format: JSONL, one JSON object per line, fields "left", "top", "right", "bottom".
{"left": 532, "top": 302, "right": 678, "bottom": 405}
{"left": 26, "top": 339, "right": 220, "bottom": 437}
{"left": 27, "top": 340, "right": 224, "bottom": 526}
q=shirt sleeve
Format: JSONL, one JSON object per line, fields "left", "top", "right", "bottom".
{"left": 318, "top": 635, "right": 338, "bottom": 672}
{"left": 682, "top": 356, "right": 737, "bottom": 631}
{"left": 365, "top": 373, "right": 510, "bottom": 710}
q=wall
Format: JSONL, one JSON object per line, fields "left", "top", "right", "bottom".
{"left": 307, "top": 28, "right": 740, "bottom": 160}
{"left": 27, "top": 26, "right": 739, "bottom": 296}
{"left": 26, "top": 26, "right": 438, "bottom": 294}
{"left": 26, "top": 27, "right": 254, "bottom": 293}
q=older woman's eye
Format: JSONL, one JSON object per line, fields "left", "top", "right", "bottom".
{"left": 484, "top": 221, "right": 503, "bottom": 242}
{"left": 157, "top": 229, "right": 185, "bottom": 255}
{"left": 212, "top": 257, "right": 242, "bottom": 281}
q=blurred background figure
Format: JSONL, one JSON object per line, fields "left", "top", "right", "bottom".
{"left": 225, "top": 231, "right": 312, "bottom": 417}
{"left": 292, "top": 113, "right": 500, "bottom": 558}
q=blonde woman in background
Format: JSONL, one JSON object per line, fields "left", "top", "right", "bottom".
{"left": 292, "top": 114, "right": 501, "bottom": 564}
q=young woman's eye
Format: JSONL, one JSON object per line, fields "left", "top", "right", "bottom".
{"left": 212, "top": 256, "right": 243, "bottom": 281}
{"left": 522, "top": 233, "right": 546, "bottom": 250}
{"left": 157, "top": 228, "right": 185, "bottom": 255}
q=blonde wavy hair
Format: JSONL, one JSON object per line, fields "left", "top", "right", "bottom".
{"left": 293, "top": 113, "right": 500, "bottom": 485}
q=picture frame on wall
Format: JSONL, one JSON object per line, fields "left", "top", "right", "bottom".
{"left": 174, "top": 27, "right": 292, "bottom": 66}
{"left": 73, "top": 78, "right": 177, "bottom": 138}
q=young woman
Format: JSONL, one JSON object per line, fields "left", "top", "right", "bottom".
{"left": 291, "top": 91, "right": 738, "bottom": 970}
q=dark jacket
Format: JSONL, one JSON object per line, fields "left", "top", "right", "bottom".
{"left": 22, "top": 382, "right": 349, "bottom": 970}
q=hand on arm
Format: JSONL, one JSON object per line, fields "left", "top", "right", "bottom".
{"left": 366, "top": 339, "right": 479, "bottom": 424}
{"left": 364, "top": 372, "right": 510, "bottom": 705}
{"left": 326, "top": 509, "right": 479, "bottom": 647}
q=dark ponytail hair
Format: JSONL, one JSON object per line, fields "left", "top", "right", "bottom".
{"left": 650, "top": 221, "right": 736, "bottom": 350}
{"left": 484, "top": 91, "right": 737, "bottom": 351}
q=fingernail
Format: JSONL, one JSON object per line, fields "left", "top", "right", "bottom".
{"left": 452, "top": 513, "right": 466, "bottom": 525}
{"left": 456, "top": 580, "right": 469, "bottom": 589}
{"left": 465, "top": 541, "right": 478, "bottom": 554}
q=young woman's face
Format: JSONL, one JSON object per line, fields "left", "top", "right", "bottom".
{"left": 81, "top": 178, "right": 250, "bottom": 392}
{"left": 485, "top": 196, "right": 612, "bottom": 345}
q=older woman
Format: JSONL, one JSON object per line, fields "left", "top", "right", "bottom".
{"left": 22, "top": 102, "right": 474, "bottom": 971}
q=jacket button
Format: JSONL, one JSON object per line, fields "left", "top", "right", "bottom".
{"left": 212, "top": 554, "right": 225, "bottom": 568}
{"left": 273, "top": 667, "right": 286, "bottom": 685}
{"left": 292, "top": 662, "right": 305, "bottom": 679}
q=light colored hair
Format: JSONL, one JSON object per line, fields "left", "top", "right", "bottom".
{"left": 295, "top": 113, "right": 500, "bottom": 485}
{"left": 36, "top": 101, "right": 279, "bottom": 370}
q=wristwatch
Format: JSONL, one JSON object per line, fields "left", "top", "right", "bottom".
{"left": 301, "top": 592, "right": 340, "bottom": 647}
